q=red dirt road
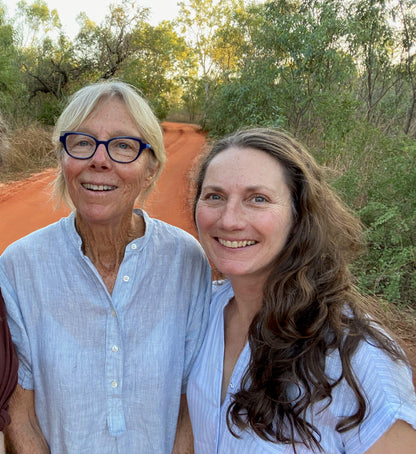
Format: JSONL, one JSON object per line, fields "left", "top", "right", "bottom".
{"left": 0, "top": 122, "right": 205, "bottom": 253}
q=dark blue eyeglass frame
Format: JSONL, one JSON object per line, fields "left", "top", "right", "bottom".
{"left": 59, "top": 132, "right": 153, "bottom": 164}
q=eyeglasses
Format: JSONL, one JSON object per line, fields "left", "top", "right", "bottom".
{"left": 59, "top": 132, "right": 152, "bottom": 164}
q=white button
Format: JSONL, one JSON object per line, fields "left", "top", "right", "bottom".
{"left": 230, "top": 382, "right": 234, "bottom": 389}
{"left": 111, "top": 380, "right": 118, "bottom": 388}
{"left": 111, "top": 310, "right": 117, "bottom": 318}
{"left": 111, "top": 345, "right": 119, "bottom": 353}
{"left": 123, "top": 275, "right": 130, "bottom": 282}
{"left": 131, "top": 244, "right": 137, "bottom": 250}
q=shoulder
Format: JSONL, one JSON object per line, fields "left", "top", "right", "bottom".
{"left": 151, "top": 217, "right": 196, "bottom": 241}
{"left": 144, "top": 214, "right": 206, "bottom": 256}
{"left": 327, "top": 334, "right": 413, "bottom": 393}
{"left": 314, "top": 337, "right": 416, "bottom": 453}
{"left": 336, "top": 339, "right": 416, "bottom": 452}
{"left": 326, "top": 335, "right": 416, "bottom": 421}
{"left": 137, "top": 212, "right": 210, "bottom": 277}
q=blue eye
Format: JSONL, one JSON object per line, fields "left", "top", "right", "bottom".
{"left": 201, "top": 193, "right": 222, "bottom": 202}
{"left": 253, "top": 195, "right": 266, "bottom": 203}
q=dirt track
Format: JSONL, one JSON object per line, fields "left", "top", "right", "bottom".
{"left": 0, "top": 122, "right": 205, "bottom": 253}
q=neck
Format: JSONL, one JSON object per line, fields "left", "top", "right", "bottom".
{"left": 76, "top": 211, "right": 144, "bottom": 272}
{"left": 228, "top": 275, "right": 265, "bottom": 324}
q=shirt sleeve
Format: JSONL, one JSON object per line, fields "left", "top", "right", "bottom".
{"left": 0, "top": 267, "right": 34, "bottom": 391}
{"left": 0, "top": 290, "right": 18, "bottom": 431}
{"left": 335, "top": 339, "right": 416, "bottom": 453}
{"left": 181, "top": 247, "right": 212, "bottom": 394}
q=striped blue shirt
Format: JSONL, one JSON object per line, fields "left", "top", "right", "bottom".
{"left": 0, "top": 210, "right": 211, "bottom": 454}
{"left": 188, "top": 279, "right": 416, "bottom": 453}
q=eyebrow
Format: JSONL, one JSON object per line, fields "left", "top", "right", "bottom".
{"left": 201, "top": 185, "right": 223, "bottom": 192}
{"left": 201, "top": 184, "right": 273, "bottom": 192}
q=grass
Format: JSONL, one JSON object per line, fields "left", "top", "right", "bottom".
{"left": 0, "top": 122, "right": 57, "bottom": 183}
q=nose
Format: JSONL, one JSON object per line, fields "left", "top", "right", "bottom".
{"left": 90, "top": 143, "right": 111, "bottom": 168}
{"left": 218, "top": 199, "right": 246, "bottom": 230}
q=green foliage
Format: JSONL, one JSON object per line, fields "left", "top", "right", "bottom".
{"left": 205, "top": 75, "right": 286, "bottom": 136}
{"left": 14, "top": 0, "right": 62, "bottom": 47}
{"left": 0, "top": 7, "right": 24, "bottom": 115}
{"left": 331, "top": 131, "right": 416, "bottom": 307}
{"left": 121, "top": 21, "right": 192, "bottom": 119}
{"left": 354, "top": 202, "right": 415, "bottom": 306}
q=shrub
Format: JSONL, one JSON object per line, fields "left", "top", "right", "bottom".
{"left": 330, "top": 130, "right": 416, "bottom": 309}
{"left": 354, "top": 202, "right": 415, "bottom": 306}
{"left": 0, "top": 123, "right": 56, "bottom": 181}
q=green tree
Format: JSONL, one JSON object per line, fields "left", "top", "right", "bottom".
{"left": 5, "top": 0, "right": 81, "bottom": 123}
{"left": 177, "top": 0, "right": 246, "bottom": 124}
{"left": 75, "top": 0, "right": 150, "bottom": 81}
{"left": 0, "top": 4, "right": 23, "bottom": 116}
{"left": 18, "top": 33, "right": 83, "bottom": 123}
{"left": 0, "top": 2, "right": 14, "bottom": 77}
{"left": 205, "top": 0, "right": 358, "bottom": 141}
{"left": 397, "top": 0, "right": 416, "bottom": 135}
{"left": 345, "top": 0, "right": 397, "bottom": 124}
{"left": 76, "top": 0, "right": 192, "bottom": 118}
{"left": 14, "top": 0, "right": 61, "bottom": 47}
{"left": 122, "top": 21, "right": 193, "bottom": 118}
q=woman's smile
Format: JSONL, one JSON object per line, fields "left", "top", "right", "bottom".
{"left": 81, "top": 183, "right": 118, "bottom": 191}
{"left": 217, "top": 238, "right": 257, "bottom": 248}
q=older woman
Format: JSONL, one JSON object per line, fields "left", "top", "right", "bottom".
{"left": 0, "top": 81, "right": 211, "bottom": 453}
{"left": 188, "top": 128, "right": 416, "bottom": 453}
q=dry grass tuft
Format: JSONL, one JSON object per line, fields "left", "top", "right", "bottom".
{"left": 385, "top": 305, "right": 416, "bottom": 350}
{"left": 0, "top": 123, "right": 57, "bottom": 182}
{"left": 0, "top": 113, "right": 8, "bottom": 167}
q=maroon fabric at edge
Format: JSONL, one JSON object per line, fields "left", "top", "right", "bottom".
{"left": 0, "top": 290, "right": 18, "bottom": 431}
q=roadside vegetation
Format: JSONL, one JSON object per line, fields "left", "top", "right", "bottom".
{"left": 0, "top": 0, "right": 415, "bottom": 318}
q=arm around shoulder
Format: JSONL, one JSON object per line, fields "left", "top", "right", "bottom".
{"left": 4, "top": 384, "right": 49, "bottom": 454}
{"left": 364, "top": 419, "right": 416, "bottom": 454}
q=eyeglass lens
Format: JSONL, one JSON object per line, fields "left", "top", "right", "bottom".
{"left": 65, "top": 133, "right": 143, "bottom": 163}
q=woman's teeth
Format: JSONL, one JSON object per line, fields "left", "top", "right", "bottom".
{"left": 218, "top": 239, "right": 256, "bottom": 248}
{"left": 82, "top": 183, "right": 116, "bottom": 191}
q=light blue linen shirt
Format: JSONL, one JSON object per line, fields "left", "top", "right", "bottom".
{"left": 0, "top": 209, "right": 211, "bottom": 454}
{"left": 188, "top": 280, "right": 416, "bottom": 454}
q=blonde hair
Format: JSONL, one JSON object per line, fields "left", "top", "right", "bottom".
{"left": 53, "top": 80, "right": 166, "bottom": 207}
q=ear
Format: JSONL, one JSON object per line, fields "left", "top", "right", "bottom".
{"left": 144, "top": 162, "right": 159, "bottom": 186}
{"left": 141, "top": 161, "right": 160, "bottom": 196}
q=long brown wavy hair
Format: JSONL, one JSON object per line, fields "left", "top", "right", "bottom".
{"left": 192, "top": 128, "right": 406, "bottom": 452}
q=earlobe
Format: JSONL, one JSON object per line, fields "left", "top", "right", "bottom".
{"left": 143, "top": 164, "right": 159, "bottom": 192}
{"left": 145, "top": 167, "right": 157, "bottom": 184}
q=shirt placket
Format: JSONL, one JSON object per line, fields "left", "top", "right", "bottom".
{"left": 105, "top": 303, "right": 125, "bottom": 436}
{"left": 104, "top": 243, "right": 137, "bottom": 436}
{"left": 218, "top": 342, "right": 250, "bottom": 452}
